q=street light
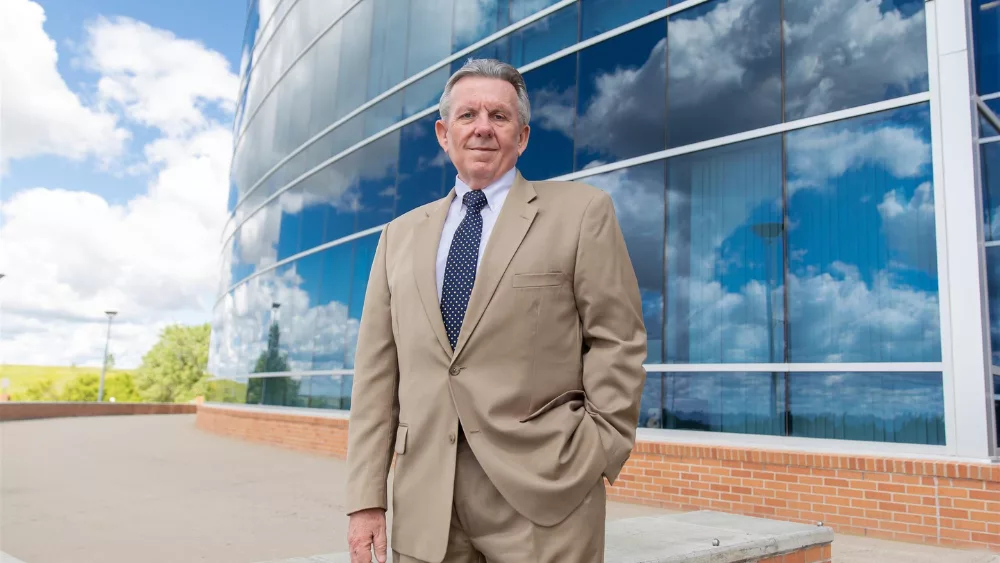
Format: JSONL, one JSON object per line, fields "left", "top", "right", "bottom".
{"left": 97, "top": 311, "right": 117, "bottom": 402}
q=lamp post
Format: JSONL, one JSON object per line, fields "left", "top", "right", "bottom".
{"left": 97, "top": 311, "right": 117, "bottom": 402}
{"left": 752, "top": 221, "right": 784, "bottom": 434}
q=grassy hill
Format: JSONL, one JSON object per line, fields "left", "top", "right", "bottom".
{"left": 0, "top": 364, "right": 133, "bottom": 398}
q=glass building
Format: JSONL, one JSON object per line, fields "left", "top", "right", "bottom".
{"left": 209, "top": 0, "right": 1000, "bottom": 460}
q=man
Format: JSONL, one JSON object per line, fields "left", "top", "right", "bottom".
{"left": 345, "top": 58, "right": 647, "bottom": 563}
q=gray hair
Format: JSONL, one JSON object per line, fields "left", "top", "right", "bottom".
{"left": 439, "top": 58, "right": 531, "bottom": 127}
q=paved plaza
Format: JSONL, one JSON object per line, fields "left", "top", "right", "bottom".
{"left": 1, "top": 415, "right": 997, "bottom": 562}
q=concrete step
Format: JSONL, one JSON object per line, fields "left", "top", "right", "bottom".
{"left": 257, "top": 510, "right": 834, "bottom": 563}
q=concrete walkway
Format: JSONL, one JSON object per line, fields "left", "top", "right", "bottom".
{"left": 1, "top": 415, "right": 997, "bottom": 563}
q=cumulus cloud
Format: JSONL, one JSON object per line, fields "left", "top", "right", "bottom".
{"left": 784, "top": 0, "right": 928, "bottom": 119}
{"left": 86, "top": 15, "right": 238, "bottom": 136}
{"left": 0, "top": 0, "right": 129, "bottom": 170}
{"left": 209, "top": 259, "right": 359, "bottom": 378}
{"left": 0, "top": 3, "right": 236, "bottom": 368}
{"left": 787, "top": 117, "right": 931, "bottom": 194}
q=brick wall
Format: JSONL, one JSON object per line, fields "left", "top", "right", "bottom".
{"left": 196, "top": 403, "right": 999, "bottom": 553}
{"left": 0, "top": 402, "right": 196, "bottom": 421}
{"left": 196, "top": 403, "right": 349, "bottom": 458}
{"left": 756, "top": 544, "right": 831, "bottom": 563}
{"left": 608, "top": 442, "right": 1000, "bottom": 552}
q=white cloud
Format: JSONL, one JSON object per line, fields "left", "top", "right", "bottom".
{"left": 784, "top": 0, "right": 927, "bottom": 119}
{"left": 787, "top": 120, "right": 931, "bottom": 194}
{"left": 0, "top": 0, "right": 129, "bottom": 170}
{"left": 0, "top": 3, "right": 236, "bottom": 369}
{"left": 86, "top": 15, "right": 238, "bottom": 136}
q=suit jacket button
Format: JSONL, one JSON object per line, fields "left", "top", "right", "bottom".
{"left": 449, "top": 433, "right": 456, "bottom": 444}
{"left": 449, "top": 366, "right": 461, "bottom": 376}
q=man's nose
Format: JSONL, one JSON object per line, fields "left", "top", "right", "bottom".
{"left": 474, "top": 115, "right": 494, "bottom": 136}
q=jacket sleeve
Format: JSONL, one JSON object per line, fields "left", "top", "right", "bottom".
{"left": 573, "top": 189, "right": 647, "bottom": 485}
{"left": 345, "top": 224, "right": 400, "bottom": 514}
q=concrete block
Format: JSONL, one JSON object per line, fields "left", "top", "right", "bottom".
{"left": 256, "top": 510, "right": 833, "bottom": 563}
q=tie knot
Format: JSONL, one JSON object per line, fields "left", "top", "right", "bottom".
{"left": 463, "top": 190, "right": 488, "bottom": 214}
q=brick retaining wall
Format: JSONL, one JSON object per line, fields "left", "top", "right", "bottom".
{"left": 0, "top": 402, "right": 196, "bottom": 421}
{"left": 196, "top": 403, "right": 999, "bottom": 553}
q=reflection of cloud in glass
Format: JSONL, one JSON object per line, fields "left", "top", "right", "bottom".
{"left": 787, "top": 120, "right": 930, "bottom": 194}
{"left": 877, "top": 182, "right": 937, "bottom": 275}
{"left": 784, "top": 0, "right": 928, "bottom": 120}
{"left": 210, "top": 261, "right": 356, "bottom": 377}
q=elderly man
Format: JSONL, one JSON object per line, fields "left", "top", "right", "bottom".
{"left": 345, "top": 58, "right": 647, "bottom": 563}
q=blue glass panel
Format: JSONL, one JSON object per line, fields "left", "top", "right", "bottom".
{"left": 581, "top": 0, "right": 665, "bottom": 40}
{"left": 279, "top": 252, "right": 325, "bottom": 370}
{"left": 519, "top": 55, "right": 577, "bottom": 180}
{"left": 354, "top": 131, "right": 400, "bottom": 231}
{"left": 396, "top": 113, "right": 448, "bottom": 215}
{"left": 975, "top": 0, "right": 1000, "bottom": 95}
{"left": 509, "top": 2, "right": 579, "bottom": 67}
{"left": 576, "top": 19, "right": 666, "bottom": 170}
{"left": 639, "top": 373, "right": 663, "bottom": 429}
{"left": 262, "top": 376, "right": 310, "bottom": 407}
{"left": 308, "top": 25, "right": 343, "bottom": 137}
{"left": 586, "top": 162, "right": 665, "bottom": 363}
{"left": 668, "top": 0, "right": 781, "bottom": 148}
{"left": 986, "top": 246, "right": 1000, "bottom": 365}
{"left": 510, "top": 0, "right": 560, "bottom": 20}
{"left": 453, "top": 0, "right": 510, "bottom": 53}
{"left": 995, "top": 374, "right": 1000, "bottom": 447}
{"left": 346, "top": 234, "right": 380, "bottom": 368}
{"left": 784, "top": 0, "right": 928, "bottom": 120}
{"left": 660, "top": 372, "right": 785, "bottom": 436}
{"left": 313, "top": 243, "right": 355, "bottom": 370}
{"left": 275, "top": 187, "right": 303, "bottom": 261}
{"left": 665, "top": 136, "right": 784, "bottom": 363}
{"left": 335, "top": 0, "right": 374, "bottom": 120}
{"left": 308, "top": 375, "right": 351, "bottom": 409}
{"left": 299, "top": 188, "right": 328, "bottom": 253}
{"left": 982, "top": 143, "right": 1000, "bottom": 242}
{"left": 404, "top": 68, "right": 449, "bottom": 118}
{"left": 786, "top": 104, "right": 941, "bottom": 362}
{"left": 365, "top": 91, "right": 405, "bottom": 137}
{"left": 406, "top": 0, "right": 455, "bottom": 77}
{"left": 789, "top": 372, "right": 945, "bottom": 445}
{"left": 368, "top": 0, "right": 410, "bottom": 100}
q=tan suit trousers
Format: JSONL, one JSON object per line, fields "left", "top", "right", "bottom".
{"left": 392, "top": 438, "right": 606, "bottom": 563}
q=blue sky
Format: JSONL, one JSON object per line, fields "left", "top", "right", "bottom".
{"left": 4, "top": 0, "right": 245, "bottom": 206}
{"left": 1, "top": 0, "right": 248, "bottom": 368}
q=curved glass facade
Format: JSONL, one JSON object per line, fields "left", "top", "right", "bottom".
{"left": 209, "top": 0, "right": 969, "bottom": 447}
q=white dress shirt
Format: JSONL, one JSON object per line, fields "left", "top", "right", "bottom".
{"left": 436, "top": 167, "right": 517, "bottom": 302}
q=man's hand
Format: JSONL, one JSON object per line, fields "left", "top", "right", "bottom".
{"left": 348, "top": 508, "right": 388, "bottom": 563}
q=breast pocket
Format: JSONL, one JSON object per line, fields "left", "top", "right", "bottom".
{"left": 512, "top": 272, "right": 565, "bottom": 288}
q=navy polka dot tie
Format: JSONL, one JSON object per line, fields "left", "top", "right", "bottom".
{"left": 441, "top": 190, "right": 489, "bottom": 350}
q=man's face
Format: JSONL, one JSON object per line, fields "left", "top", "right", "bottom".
{"left": 435, "top": 76, "right": 530, "bottom": 190}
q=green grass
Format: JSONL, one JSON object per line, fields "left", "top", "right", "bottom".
{"left": 0, "top": 365, "right": 134, "bottom": 398}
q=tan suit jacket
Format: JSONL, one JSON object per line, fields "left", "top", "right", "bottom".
{"left": 345, "top": 170, "right": 647, "bottom": 562}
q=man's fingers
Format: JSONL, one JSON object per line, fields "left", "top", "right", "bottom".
{"left": 348, "top": 526, "right": 374, "bottom": 563}
{"left": 373, "top": 522, "right": 388, "bottom": 563}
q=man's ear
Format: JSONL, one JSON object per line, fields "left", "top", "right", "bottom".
{"left": 435, "top": 119, "right": 449, "bottom": 152}
{"left": 518, "top": 124, "right": 530, "bottom": 156}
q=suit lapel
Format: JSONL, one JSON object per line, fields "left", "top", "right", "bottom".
{"left": 454, "top": 172, "right": 538, "bottom": 358}
{"left": 413, "top": 192, "right": 455, "bottom": 357}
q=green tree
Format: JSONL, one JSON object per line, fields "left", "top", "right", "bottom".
{"left": 134, "top": 323, "right": 211, "bottom": 403}
{"left": 60, "top": 374, "right": 100, "bottom": 402}
{"left": 105, "top": 353, "right": 116, "bottom": 370}
{"left": 23, "top": 377, "right": 60, "bottom": 401}
{"left": 104, "top": 372, "right": 142, "bottom": 402}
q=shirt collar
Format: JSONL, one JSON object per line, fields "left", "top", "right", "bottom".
{"left": 454, "top": 167, "right": 517, "bottom": 212}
